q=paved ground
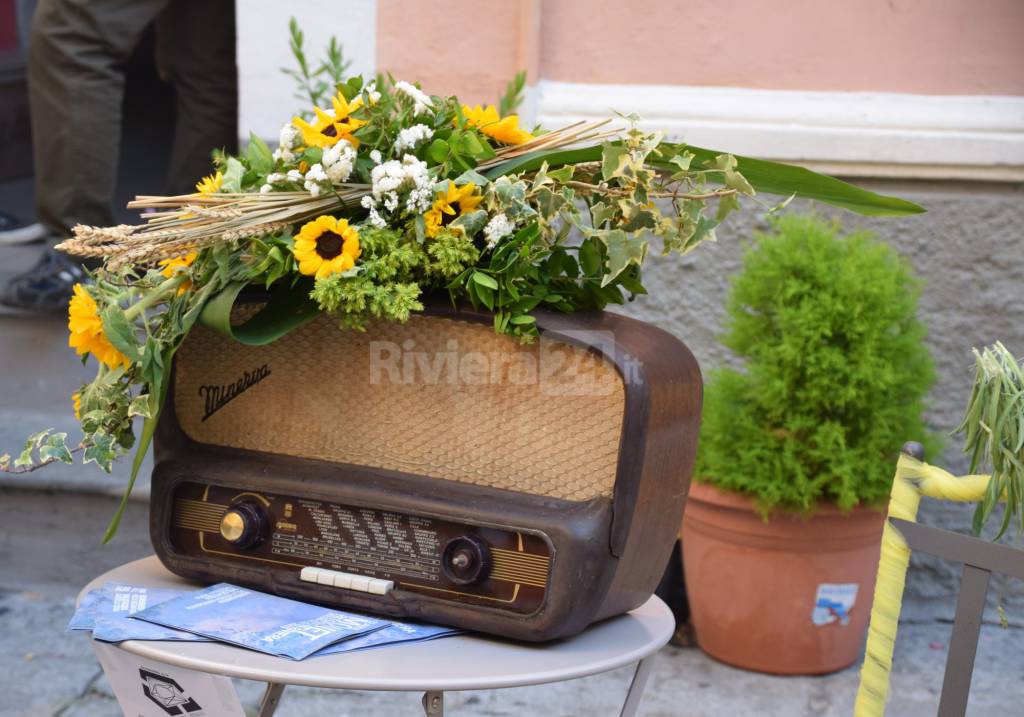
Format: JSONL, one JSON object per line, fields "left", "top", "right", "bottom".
{"left": 1, "top": 489, "right": 1022, "bottom": 717}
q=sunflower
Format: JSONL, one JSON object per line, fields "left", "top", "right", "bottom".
{"left": 293, "top": 215, "right": 361, "bottom": 279}
{"left": 424, "top": 182, "right": 483, "bottom": 237}
{"left": 293, "top": 93, "right": 366, "bottom": 149}
{"left": 158, "top": 251, "right": 197, "bottom": 294}
{"left": 67, "top": 284, "right": 131, "bottom": 370}
{"left": 72, "top": 392, "right": 81, "bottom": 420}
{"left": 461, "top": 104, "right": 533, "bottom": 145}
{"left": 195, "top": 171, "right": 223, "bottom": 194}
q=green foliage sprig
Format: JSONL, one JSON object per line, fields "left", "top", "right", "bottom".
{"left": 956, "top": 342, "right": 1024, "bottom": 537}
{"left": 696, "top": 215, "right": 937, "bottom": 514}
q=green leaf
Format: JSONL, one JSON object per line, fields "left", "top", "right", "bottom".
{"left": 454, "top": 169, "right": 489, "bottom": 186}
{"left": 221, "top": 156, "right": 245, "bottom": 193}
{"left": 199, "top": 280, "right": 320, "bottom": 345}
{"left": 102, "top": 355, "right": 169, "bottom": 543}
{"left": 247, "top": 132, "right": 274, "bottom": 175}
{"left": 427, "top": 139, "right": 450, "bottom": 164}
{"left": 509, "top": 314, "right": 536, "bottom": 325}
{"left": 450, "top": 210, "right": 487, "bottom": 237}
{"left": 100, "top": 306, "right": 142, "bottom": 362}
{"left": 83, "top": 431, "right": 117, "bottom": 474}
{"left": 579, "top": 238, "right": 602, "bottom": 276}
{"left": 128, "top": 394, "right": 153, "bottom": 419}
{"left": 471, "top": 271, "right": 499, "bottom": 290}
{"left": 601, "top": 143, "right": 630, "bottom": 181}
{"left": 14, "top": 444, "right": 34, "bottom": 468}
{"left": 597, "top": 229, "right": 648, "bottom": 287}
{"left": 485, "top": 143, "right": 926, "bottom": 216}
{"left": 39, "top": 433, "right": 72, "bottom": 464}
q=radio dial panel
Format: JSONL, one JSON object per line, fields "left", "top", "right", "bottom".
{"left": 170, "top": 482, "right": 552, "bottom": 614}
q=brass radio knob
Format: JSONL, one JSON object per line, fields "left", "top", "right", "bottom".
{"left": 219, "top": 502, "right": 266, "bottom": 549}
{"left": 442, "top": 535, "right": 492, "bottom": 586}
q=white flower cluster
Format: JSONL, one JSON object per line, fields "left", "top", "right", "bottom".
{"left": 360, "top": 154, "right": 433, "bottom": 228}
{"left": 322, "top": 140, "right": 356, "bottom": 183}
{"left": 394, "top": 124, "right": 434, "bottom": 152}
{"left": 273, "top": 122, "right": 300, "bottom": 162}
{"left": 364, "top": 81, "right": 381, "bottom": 104}
{"left": 483, "top": 213, "right": 516, "bottom": 249}
{"left": 303, "top": 163, "right": 329, "bottom": 196}
{"left": 259, "top": 169, "right": 301, "bottom": 194}
{"left": 395, "top": 81, "right": 433, "bottom": 115}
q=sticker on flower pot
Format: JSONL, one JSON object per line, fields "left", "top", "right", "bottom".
{"left": 812, "top": 583, "right": 858, "bottom": 626}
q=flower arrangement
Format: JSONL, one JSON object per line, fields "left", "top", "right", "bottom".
{"left": 0, "top": 23, "right": 924, "bottom": 540}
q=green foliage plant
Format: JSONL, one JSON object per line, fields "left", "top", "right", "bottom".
{"left": 696, "top": 214, "right": 936, "bottom": 515}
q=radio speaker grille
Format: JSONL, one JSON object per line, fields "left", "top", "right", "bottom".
{"left": 173, "top": 314, "right": 625, "bottom": 501}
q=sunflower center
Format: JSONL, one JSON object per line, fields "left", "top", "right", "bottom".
{"left": 315, "top": 231, "right": 345, "bottom": 259}
{"left": 321, "top": 124, "right": 338, "bottom": 137}
{"left": 441, "top": 201, "right": 461, "bottom": 226}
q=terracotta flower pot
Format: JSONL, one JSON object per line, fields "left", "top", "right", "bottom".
{"left": 681, "top": 481, "right": 886, "bottom": 675}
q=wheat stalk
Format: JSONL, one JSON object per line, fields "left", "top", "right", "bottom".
{"left": 56, "top": 121, "right": 621, "bottom": 267}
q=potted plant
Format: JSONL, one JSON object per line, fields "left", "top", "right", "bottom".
{"left": 682, "top": 214, "right": 936, "bottom": 674}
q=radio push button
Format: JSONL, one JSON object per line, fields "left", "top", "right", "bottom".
{"left": 442, "top": 535, "right": 492, "bottom": 585}
{"left": 299, "top": 567, "right": 393, "bottom": 595}
{"left": 219, "top": 502, "right": 266, "bottom": 549}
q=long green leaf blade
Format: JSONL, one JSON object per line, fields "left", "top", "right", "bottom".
{"left": 485, "top": 143, "right": 925, "bottom": 216}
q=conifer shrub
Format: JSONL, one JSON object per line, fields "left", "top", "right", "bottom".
{"left": 696, "top": 214, "right": 936, "bottom": 514}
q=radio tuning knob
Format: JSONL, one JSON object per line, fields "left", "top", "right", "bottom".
{"left": 219, "top": 502, "right": 266, "bottom": 549}
{"left": 442, "top": 535, "right": 492, "bottom": 586}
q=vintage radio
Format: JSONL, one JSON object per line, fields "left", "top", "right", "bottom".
{"left": 151, "top": 301, "right": 701, "bottom": 641}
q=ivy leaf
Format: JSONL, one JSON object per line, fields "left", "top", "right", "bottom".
{"left": 83, "top": 431, "right": 117, "bottom": 474}
{"left": 453, "top": 169, "right": 489, "bottom": 186}
{"left": 450, "top": 210, "right": 487, "bottom": 237}
{"left": 601, "top": 143, "right": 630, "bottom": 181}
{"left": 100, "top": 306, "right": 142, "bottom": 362}
{"left": 128, "top": 394, "right": 153, "bottom": 419}
{"left": 39, "top": 433, "right": 73, "bottom": 464}
{"left": 597, "top": 229, "right": 648, "bottom": 287}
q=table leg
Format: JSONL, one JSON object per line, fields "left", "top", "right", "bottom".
{"left": 257, "top": 682, "right": 286, "bottom": 717}
{"left": 619, "top": 657, "right": 655, "bottom": 717}
{"left": 422, "top": 690, "right": 444, "bottom": 715}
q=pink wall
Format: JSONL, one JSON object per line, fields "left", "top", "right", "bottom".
{"left": 377, "top": 0, "right": 1024, "bottom": 103}
{"left": 539, "top": 0, "right": 1024, "bottom": 95}
{"left": 376, "top": 0, "right": 539, "bottom": 106}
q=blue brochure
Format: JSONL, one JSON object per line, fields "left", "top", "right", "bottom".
{"left": 313, "top": 620, "right": 463, "bottom": 656}
{"left": 132, "top": 583, "right": 389, "bottom": 660}
{"left": 68, "top": 583, "right": 210, "bottom": 642}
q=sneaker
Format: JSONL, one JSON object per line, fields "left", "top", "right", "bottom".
{"left": 0, "top": 211, "right": 46, "bottom": 245}
{"left": 0, "top": 248, "right": 89, "bottom": 312}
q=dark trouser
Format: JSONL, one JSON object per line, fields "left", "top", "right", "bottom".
{"left": 27, "top": 0, "right": 238, "bottom": 237}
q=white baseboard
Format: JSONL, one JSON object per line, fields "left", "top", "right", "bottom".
{"left": 535, "top": 81, "right": 1024, "bottom": 181}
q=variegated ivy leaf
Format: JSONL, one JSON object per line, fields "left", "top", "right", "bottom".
{"left": 39, "top": 433, "right": 73, "bottom": 464}
{"left": 712, "top": 154, "right": 755, "bottom": 196}
{"left": 450, "top": 210, "right": 487, "bottom": 237}
{"left": 83, "top": 431, "right": 118, "bottom": 473}
{"left": 601, "top": 143, "right": 630, "bottom": 181}
{"left": 128, "top": 394, "right": 153, "bottom": 419}
{"left": 594, "top": 229, "right": 648, "bottom": 287}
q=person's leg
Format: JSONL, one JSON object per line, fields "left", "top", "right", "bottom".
{"left": 28, "top": 0, "right": 168, "bottom": 234}
{"left": 155, "top": 0, "right": 238, "bottom": 195}
{"left": 4, "top": 0, "right": 168, "bottom": 311}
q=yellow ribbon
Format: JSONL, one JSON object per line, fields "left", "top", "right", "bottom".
{"left": 854, "top": 455, "right": 991, "bottom": 717}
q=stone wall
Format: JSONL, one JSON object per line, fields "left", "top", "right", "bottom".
{"left": 611, "top": 179, "right": 1024, "bottom": 620}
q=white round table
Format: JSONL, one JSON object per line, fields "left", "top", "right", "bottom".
{"left": 80, "top": 556, "right": 675, "bottom": 716}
